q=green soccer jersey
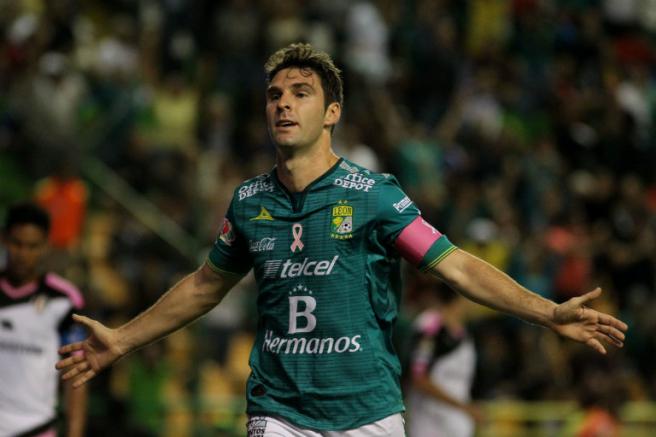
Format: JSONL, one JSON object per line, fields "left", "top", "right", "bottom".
{"left": 207, "top": 158, "right": 455, "bottom": 430}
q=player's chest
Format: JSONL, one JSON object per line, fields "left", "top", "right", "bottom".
{"left": 239, "top": 199, "right": 368, "bottom": 266}
{"left": 0, "top": 296, "right": 69, "bottom": 340}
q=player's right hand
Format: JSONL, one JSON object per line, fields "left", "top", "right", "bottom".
{"left": 56, "top": 314, "right": 125, "bottom": 388}
{"left": 551, "top": 288, "right": 627, "bottom": 355}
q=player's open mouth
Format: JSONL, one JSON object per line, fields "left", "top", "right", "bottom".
{"left": 276, "top": 120, "right": 297, "bottom": 127}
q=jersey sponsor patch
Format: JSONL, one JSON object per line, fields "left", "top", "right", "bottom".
{"left": 262, "top": 260, "right": 282, "bottom": 278}
{"left": 247, "top": 417, "right": 267, "bottom": 437}
{"left": 333, "top": 172, "right": 376, "bottom": 192}
{"left": 219, "top": 218, "right": 236, "bottom": 246}
{"left": 262, "top": 256, "right": 338, "bottom": 279}
{"left": 250, "top": 206, "right": 274, "bottom": 221}
{"left": 238, "top": 175, "right": 274, "bottom": 201}
{"left": 288, "top": 285, "right": 316, "bottom": 333}
{"left": 249, "top": 237, "right": 276, "bottom": 252}
{"left": 0, "top": 339, "right": 44, "bottom": 355}
{"left": 393, "top": 196, "right": 413, "bottom": 213}
{"left": 262, "top": 330, "right": 362, "bottom": 355}
{"left": 331, "top": 201, "right": 354, "bottom": 239}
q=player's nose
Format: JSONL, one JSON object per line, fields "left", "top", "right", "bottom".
{"left": 277, "top": 91, "right": 292, "bottom": 110}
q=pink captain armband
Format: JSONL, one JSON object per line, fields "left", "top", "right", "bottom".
{"left": 394, "top": 216, "right": 444, "bottom": 265}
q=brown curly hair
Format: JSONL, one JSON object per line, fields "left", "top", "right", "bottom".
{"left": 264, "top": 42, "right": 343, "bottom": 109}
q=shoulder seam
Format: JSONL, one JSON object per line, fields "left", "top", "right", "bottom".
{"left": 238, "top": 173, "right": 271, "bottom": 187}
{"left": 45, "top": 273, "right": 85, "bottom": 309}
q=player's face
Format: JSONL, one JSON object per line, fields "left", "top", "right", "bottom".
{"left": 3, "top": 224, "right": 48, "bottom": 281}
{"left": 266, "top": 67, "right": 339, "bottom": 149}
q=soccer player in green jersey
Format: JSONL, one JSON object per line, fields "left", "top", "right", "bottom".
{"left": 57, "top": 43, "right": 628, "bottom": 436}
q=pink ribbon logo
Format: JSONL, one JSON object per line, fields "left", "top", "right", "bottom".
{"left": 290, "top": 223, "right": 304, "bottom": 252}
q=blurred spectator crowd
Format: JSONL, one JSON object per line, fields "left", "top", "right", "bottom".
{"left": 1, "top": 0, "right": 656, "bottom": 435}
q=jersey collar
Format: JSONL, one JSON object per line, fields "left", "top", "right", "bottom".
{"left": 270, "top": 157, "right": 344, "bottom": 212}
{"left": 270, "top": 157, "right": 344, "bottom": 196}
{"left": 0, "top": 273, "right": 40, "bottom": 299}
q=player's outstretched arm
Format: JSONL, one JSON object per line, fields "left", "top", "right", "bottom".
{"left": 56, "top": 263, "right": 241, "bottom": 387}
{"left": 430, "top": 249, "right": 628, "bottom": 354}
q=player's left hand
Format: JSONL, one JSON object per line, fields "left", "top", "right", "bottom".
{"left": 550, "top": 287, "right": 628, "bottom": 354}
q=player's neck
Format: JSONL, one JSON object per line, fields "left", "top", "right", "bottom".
{"left": 3, "top": 270, "right": 39, "bottom": 288}
{"left": 275, "top": 143, "right": 339, "bottom": 192}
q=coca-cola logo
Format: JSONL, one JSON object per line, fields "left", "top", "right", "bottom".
{"left": 249, "top": 237, "right": 276, "bottom": 253}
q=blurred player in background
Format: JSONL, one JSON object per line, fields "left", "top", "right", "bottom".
{"left": 1, "top": 203, "right": 87, "bottom": 437}
{"left": 406, "top": 278, "right": 481, "bottom": 437}
{"left": 57, "top": 43, "right": 627, "bottom": 436}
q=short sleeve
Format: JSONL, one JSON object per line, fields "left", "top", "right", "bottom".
{"left": 410, "top": 311, "right": 442, "bottom": 378}
{"left": 207, "top": 198, "right": 252, "bottom": 277}
{"left": 60, "top": 316, "right": 87, "bottom": 346}
{"left": 376, "top": 176, "right": 422, "bottom": 245}
{"left": 377, "top": 176, "right": 456, "bottom": 270}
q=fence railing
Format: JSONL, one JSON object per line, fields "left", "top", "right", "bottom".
{"left": 152, "top": 398, "right": 656, "bottom": 436}
{"left": 477, "top": 401, "right": 656, "bottom": 437}
{"left": 81, "top": 156, "right": 202, "bottom": 263}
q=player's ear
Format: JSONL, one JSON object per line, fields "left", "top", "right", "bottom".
{"left": 324, "top": 102, "right": 341, "bottom": 129}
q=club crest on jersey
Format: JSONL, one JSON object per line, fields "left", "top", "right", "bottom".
{"left": 219, "top": 218, "right": 236, "bottom": 246}
{"left": 331, "top": 201, "right": 354, "bottom": 240}
{"left": 32, "top": 294, "right": 48, "bottom": 313}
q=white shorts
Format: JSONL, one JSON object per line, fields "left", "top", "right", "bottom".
{"left": 247, "top": 413, "right": 405, "bottom": 437}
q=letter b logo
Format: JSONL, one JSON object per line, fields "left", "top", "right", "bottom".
{"left": 288, "top": 296, "right": 317, "bottom": 334}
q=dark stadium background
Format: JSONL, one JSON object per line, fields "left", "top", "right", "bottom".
{"left": 1, "top": 0, "right": 655, "bottom": 435}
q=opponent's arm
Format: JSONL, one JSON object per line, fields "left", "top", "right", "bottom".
{"left": 430, "top": 249, "right": 627, "bottom": 354}
{"left": 63, "top": 379, "right": 87, "bottom": 437}
{"left": 411, "top": 373, "right": 482, "bottom": 422}
{"left": 56, "top": 263, "right": 241, "bottom": 387}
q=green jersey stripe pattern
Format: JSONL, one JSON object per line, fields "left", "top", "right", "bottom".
{"left": 208, "top": 158, "right": 455, "bottom": 430}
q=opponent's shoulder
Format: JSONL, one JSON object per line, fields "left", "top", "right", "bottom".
{"left": 233, "top": 172, "right": 276, "bottom": 203}
{"left": 413, "top": 309, "right": 443, "bottom": 336}
{"left": 43, "top": 272, "right": 85, "bottom": 310}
